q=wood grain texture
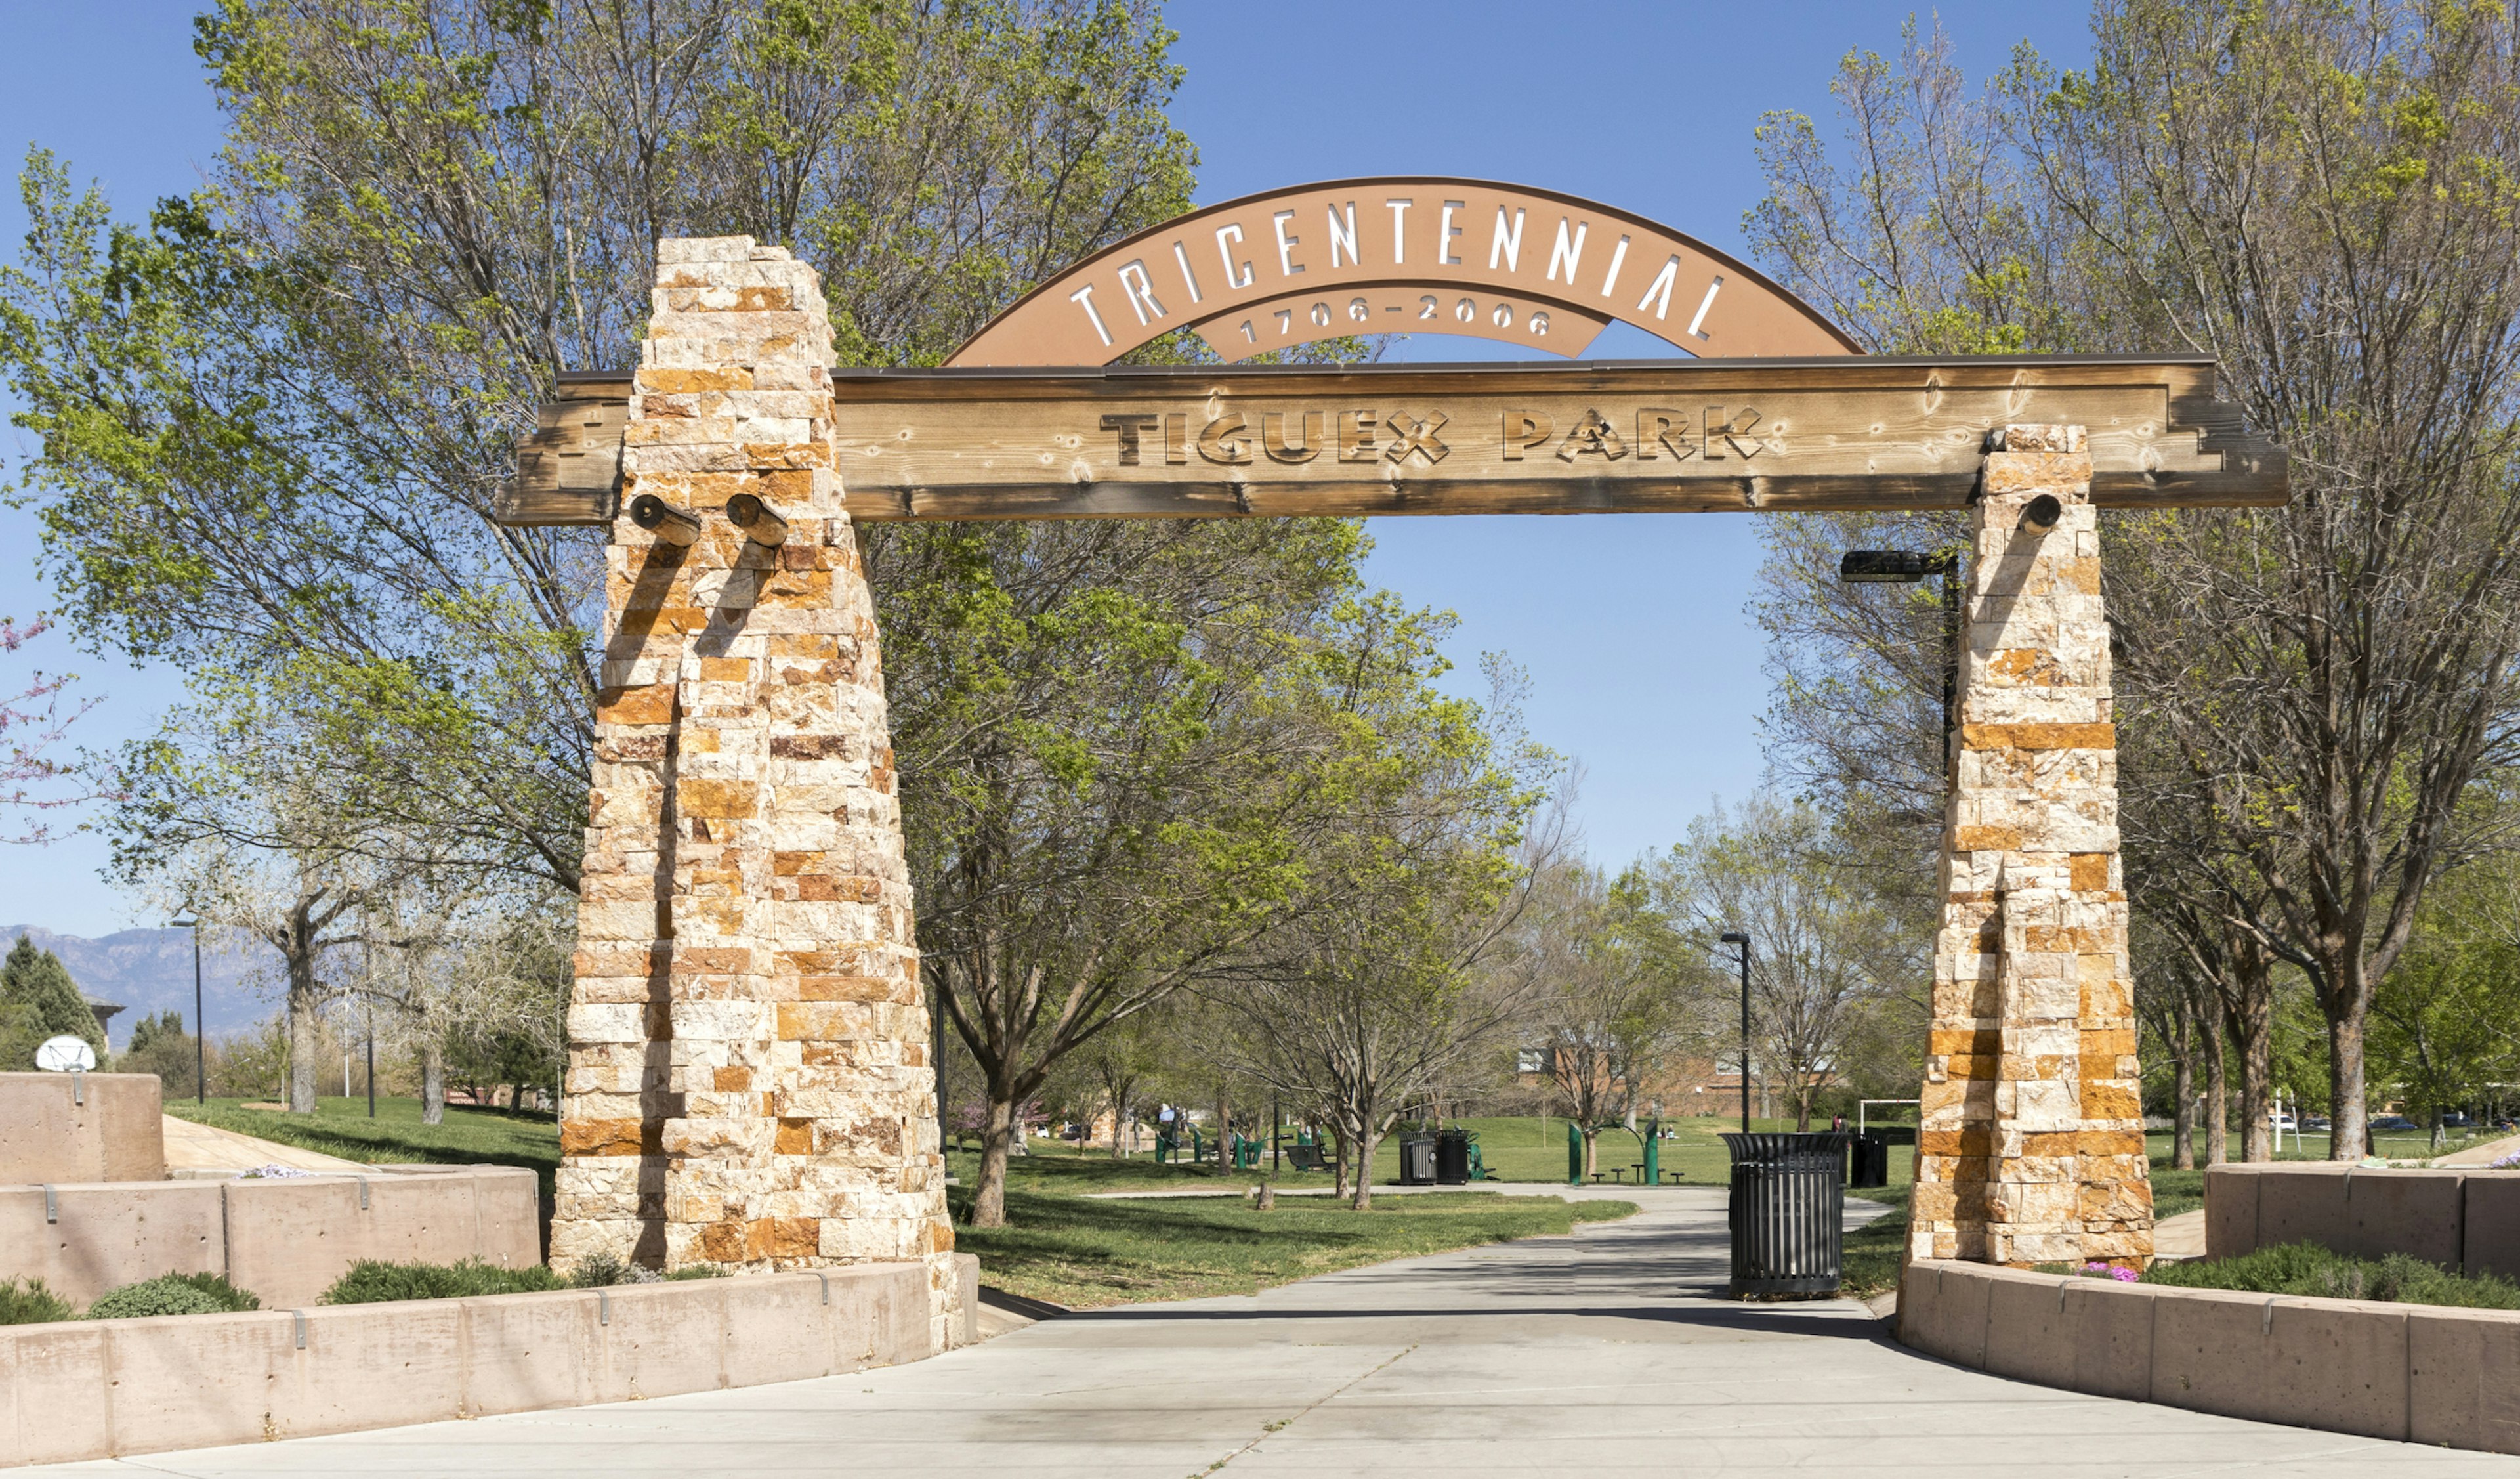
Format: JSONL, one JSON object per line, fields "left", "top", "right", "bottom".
{"left": 495, "top": 379, "right": 627, "bottom": 525}
{"left": 495, "top": 357, "right": 2286, "bottom": 526}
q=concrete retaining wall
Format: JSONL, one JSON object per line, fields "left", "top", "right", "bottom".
{"left": 0, "top": 1074, "right": 163, "bottom": 1184}
{"left": 2205, "top": 1163, "right": 2520, "bottom": 1279}
{"left": 0, "top": 1166, "right": 540, "bottom": 1306}
{"left": 1899, "top": 1257, "right": 2520, "bottom": 1453}
{"left": 0, "top": 1258, "right": 980, "bottom": 1468}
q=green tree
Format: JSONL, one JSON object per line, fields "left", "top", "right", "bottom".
{"left": 1650, "top": 796, "right": 1899, "bottom": 1132}
{"left": 119, "top": 1010, "right": 199, "bottom": 1099}
{"left": 0, "top": 0, "right": 1200, "bottom": 909}
{"left": 0, "top": 937, "right": 103, "bottom": 1064}
{"left": 1746, "top": 3, "right": 2520, "bottom": 1159}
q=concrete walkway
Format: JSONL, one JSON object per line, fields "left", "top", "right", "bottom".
{"left": 41, "top": 1188, "right": 2514, "bottom": 1477}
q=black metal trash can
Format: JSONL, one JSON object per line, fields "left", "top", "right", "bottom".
{"left": 1434, "top": 1128, "right": 1471, "bottom": 1184}
{"left": 1721, "top": 1131, "right": 1853, "bottom": 1297}
{"left": 1849, "top": 1135, "right": 1889, "bottom": 1188}
{"left": 1399, "top": 1136, "right": 1437, "bottom": 1186}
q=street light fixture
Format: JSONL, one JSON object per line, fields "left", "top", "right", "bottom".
{"left": 1720, "top": 931, "right": 1752, "bottom": 1134}
{"left": 167, "top": 918, "right": 204, "bottom": 1105}
{"left": 1838, "top": 549, "right": 1964, "bottom": 778}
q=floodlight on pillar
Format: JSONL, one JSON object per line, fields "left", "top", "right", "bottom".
{"left": 628, "top": 493, "right": 701, "bottom": 546}
{"left": 724, "top": 492, "right": 790, "bottom": 547}
{"left": 2018, "top": 494, "right": 2063, "bottom": 536}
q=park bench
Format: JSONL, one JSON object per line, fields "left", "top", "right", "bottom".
{"left": 1284, "top": 1142, "right": 1327, "bottom": 1173}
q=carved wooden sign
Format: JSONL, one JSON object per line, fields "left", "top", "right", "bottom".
{"left": 820, "top": 356, "right": 2284, "bottom": 519}
{"left": 493, "top": 356, "right": 2284, "bottom": 526}
{"left": 946, "top": 177, "right": 1860, "bottom": 366}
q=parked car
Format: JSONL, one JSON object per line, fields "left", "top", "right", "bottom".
{"left": 2372, "top": 1115, "right": 2421, "bottom": 1132}
{"left": 2304, "top": 1115, "right": 2332, "bottom": 1132}
{"left": 2442, "top": 1111, "right": 2473, "bottom": 1128}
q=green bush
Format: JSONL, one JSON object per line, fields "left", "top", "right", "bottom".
{"left": 320, "top": 1254, "right": 728, "bottom": 1306}
{"left": 2145, "top": 1241, "right": 2520, "bottom": 1310}
{"left": 1, "top": 1277, "right": 77, "bottom": 1325}
{"left": 322, "top": 1259, "right": 562, "bottom": 1305}
{"left": 86, "top": 1272, "right": 261, "bottom": 1320}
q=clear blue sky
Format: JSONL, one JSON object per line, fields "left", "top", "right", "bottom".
{"left": 0, "top": 1, "right": 2091, "bottom": 936}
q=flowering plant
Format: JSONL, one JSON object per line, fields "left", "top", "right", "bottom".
{"left": 2082, "top": 1261, "right": 2141, "bottom": 1283}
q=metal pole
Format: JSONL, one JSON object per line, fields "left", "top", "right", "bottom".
{"left": 365, "top": 1006, "right": 376, "bottom": 1119}
{"left": 1739, "top": 943, "right": 1751, "bottom": 1134}
{"left": 190, "top": 927, "right": 205, "bottom": 1105}
{"left": 1272, "top": 1098, "right": 1281, "bottom": 1174}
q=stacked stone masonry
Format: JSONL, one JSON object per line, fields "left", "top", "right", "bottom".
{"left": 555, "top": 237, "right": 956, "bottom": 1344}
{"left": 1910, "top": 424, "right": 2155, "bottom": 1270}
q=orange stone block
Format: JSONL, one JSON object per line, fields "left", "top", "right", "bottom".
{"left": 774, "top": 1118, "right": 813, "bottom": 1154}
{"left": 638, "top": 366, "right": 753, "bottom": 393}
{"left": 1959, "top": 721, "right": 2116, "bottom": 751}
{"left": 2083, "top": 1083, "right": 2141, "bottom": 1119}
{"left": 560, "top": 1118, "right": 660, "bottom": 1157}
{"left": 597, "top": 685, "right": 675, "bottom": 727}
{"left": 1929, "top": 1029, "right": 2002, "bottom": 1056}
{"left": 801, "top": 975, "right": 898, "bottom": 1003}
{"left": 700, "top": 658, "right": 751, "bottom": 682}
{"left": 713, "top": 1066, "right": 753, "bottom": 1092}
{"left": 2069, "top": 853, "right": 2111, "bottom": 890}
{"left": 797, "top": 875, "right": 884, "bottom": 903}
{"left": 746, "top": 1216, "right": 820, "bottom": 1260}
{"left": 679, "top": 779, "right": 760, "bottom": 818}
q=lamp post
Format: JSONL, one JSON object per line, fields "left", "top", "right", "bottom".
{"left": 1838, "top": 549, "right": 1963, "bottom": 780}
{"left": 1720, "top": 930, "right": 1751, "bottom": 1134}
{"left": 168, "top": 918, "right": 204, "bottom": 1104}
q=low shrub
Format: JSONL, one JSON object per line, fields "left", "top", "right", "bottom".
{"left": 86, "top": 1272, "right": 261, "bottom": 1320}
{"left": 321, "top": 1254, "right": 728, "bottom": 1305}
{"left": 1, "top": 1277, "right": 77, "bottom": 1325}
{"left": 323, "top": 1259, "right": 561, "bottom": 1305}
{"left": 563, "top": 1252, "right": 724, "bottom": 1287}
{"left": 2145, "top": 1241, "right": 2520, "bottom": 1310}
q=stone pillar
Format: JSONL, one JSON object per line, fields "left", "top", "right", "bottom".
{"left": 555, "top": 237, "right": 956, "bottom": 1340}
{"left": 1910, "top": 425, "right": 2154, "bottom": 1270}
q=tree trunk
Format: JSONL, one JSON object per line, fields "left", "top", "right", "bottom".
{"left": 1351, "top": 1125, "right": 1379, "bottom": 1210}
{"left": 971, "top": 1095, "right": 1017, "bottom": 1227}
{"left": 2228, "top": 932, "right": 2275, "bottom": 1162}
{"left": 2202, "top": 985, "right": 2229, "bottom": 1166}
{"left": 286, "top": 989, "right": 320, "bottom": 1113}
{"left": 421, "top": 1039, "right": 445, "bottom": 1125}
{"left": 2232, "top": 997, "right": 2274, "bottom": 1163}
{"left": 1794, "top": 1087, "right": 1813, "bottom": 1133}
{"left": 2168, "top": 1008, "right": 2196, "bottom": 1171}
{"left": 1215, "top": 1092, "right": 1230, "bottom": 1176}
{"left": 2331, "top": 1009, "right": 2369, "bottom": 1161}
{"left": 1580, "top": 1125, "right": 1598, "bottom": 1179}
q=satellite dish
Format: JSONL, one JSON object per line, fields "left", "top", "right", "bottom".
{"left": 36, "top": 1035, "right": 97, "bottom": 1073}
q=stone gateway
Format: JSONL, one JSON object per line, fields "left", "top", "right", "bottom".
{"left": 497, "top": 179, "right": 2288, "bottom": 1320}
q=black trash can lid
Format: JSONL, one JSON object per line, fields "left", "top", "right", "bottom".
{"left": 1719, "top": 1131, "right": 1854, "bottom": 1167}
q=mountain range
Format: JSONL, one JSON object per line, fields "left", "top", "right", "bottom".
{"left": 3, "top": 925, "right": 284, "bottom": 1048}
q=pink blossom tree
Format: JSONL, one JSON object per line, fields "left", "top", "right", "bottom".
{"left": 0, "top": 614, "right": 95, "bottom": 842}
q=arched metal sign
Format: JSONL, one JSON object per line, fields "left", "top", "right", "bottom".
{"left": 946, "top": 177, "right": 1862, "bottom": 366}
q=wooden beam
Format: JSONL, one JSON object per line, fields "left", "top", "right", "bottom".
{"left": 495, "top": 356, "right": 2286, "bottom": 527}
{"left": 494, "top": 375, "right": 628, "bottom": 526}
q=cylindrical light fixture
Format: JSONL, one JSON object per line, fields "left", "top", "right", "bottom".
{"left": 628, "top": 493, "right": 701, "bottom": 546}
{"left": 2018, "top": 494, "right": 2063, "bottom": 536}
{"left": 724, "top": 492, "right": 790, "bottom": 547}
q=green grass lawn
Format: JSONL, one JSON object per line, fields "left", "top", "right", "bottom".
{"left": 949, "top": 1188, "right": 1640, "bottom": 1308}
{"left": 165, "top": 1097, "right": 560, "bottom": 1192}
